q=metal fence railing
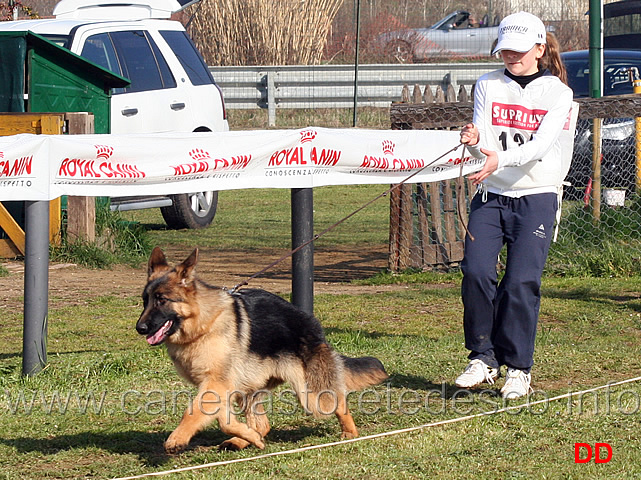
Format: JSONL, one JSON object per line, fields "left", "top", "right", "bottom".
{"left": 209, "top": 63, "right": 501, "bottom": 126}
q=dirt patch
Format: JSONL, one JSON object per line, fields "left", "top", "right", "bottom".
{"left": 0, "top": 244, "right": 410, "bottom": 309}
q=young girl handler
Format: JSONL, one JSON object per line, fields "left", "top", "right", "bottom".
{"left": 456, "top": 11, "right": 575, "bottom": 399}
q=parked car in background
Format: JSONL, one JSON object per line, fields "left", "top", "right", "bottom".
{"left": 379, "top": 10, "right": 500, "bottom": 63}
{"left": 0, "top": 0, "right": 228, "bottom": 229}
{"left": 562, "top": 49, "right": 641, "bottom": 200}
{"left": 603, "top": 0, "right": 641, "bottom": 50}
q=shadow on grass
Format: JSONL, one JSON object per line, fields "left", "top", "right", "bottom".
{"left": 0, "top": 422, "right": 346, "bottom": 467}
{"left": 0, "top": 352, "right": 20, "bottom": 361}
{"left": 542, "top": 286, "right": 641, "bottom": 313}
{"left": 386, "top": 373, "right": 500, "bottom": 399}
{"left": 0, "top": 430, "right": 171, "bottom": 466}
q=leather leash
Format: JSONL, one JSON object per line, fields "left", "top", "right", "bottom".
{"left": 230, "top": 142, "right": 470, "bottom": 292}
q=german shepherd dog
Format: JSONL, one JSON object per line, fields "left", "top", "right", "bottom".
{"left": 136, "top": 247, "right": 388, "bottom": 454}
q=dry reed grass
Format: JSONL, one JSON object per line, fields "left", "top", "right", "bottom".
{"left": 187, "top": 0, "right": 344, "bottom": 66}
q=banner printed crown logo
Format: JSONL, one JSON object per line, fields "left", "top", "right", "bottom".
{"left": 300, "top": 129, "right": 317, "bottom": 143}
{"left": 189, "top": 148, "right": 211, "bottom": 161}
{"left": 95, "top": 145, "right": 113, "bottom": 160}
{"left": 382, "top": 140, "right": 395, "bottom": 155}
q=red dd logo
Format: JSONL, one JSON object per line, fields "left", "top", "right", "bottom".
{"left": 574, "top": 443, "right": 613, "bottom": 463}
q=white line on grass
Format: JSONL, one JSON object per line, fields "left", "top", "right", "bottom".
{"left": 113, "top": 375, "right": 641, "bottom": 480}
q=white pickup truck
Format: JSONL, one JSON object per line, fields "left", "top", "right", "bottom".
{"left": 0, "top": 0, "right": 228, "bottom": 229}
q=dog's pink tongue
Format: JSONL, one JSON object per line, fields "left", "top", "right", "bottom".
{"left": 146, "top": 320, "right": 172, "bottom": 345}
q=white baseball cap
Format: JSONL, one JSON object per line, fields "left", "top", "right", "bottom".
{"left": 492, "top": 12, "right": 547, "bottom": 55}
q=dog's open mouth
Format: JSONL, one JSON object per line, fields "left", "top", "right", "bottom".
{"left": 146, "top": 320, "right": 173, "bottom": 345}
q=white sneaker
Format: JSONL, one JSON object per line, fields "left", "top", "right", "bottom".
{"left": 500, "top": 368, "right": 533, "bottom": 399}
{"left": 455, "top": 359, "right": 499, "bottom": 388}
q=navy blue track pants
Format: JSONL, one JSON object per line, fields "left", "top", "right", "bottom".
{"left": 461, "top": 192, "right": 557, "bottom": 371}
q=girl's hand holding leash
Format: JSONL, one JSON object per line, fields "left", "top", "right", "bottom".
{"left": 460, "top": 122, "right": 479, "bottom": 146}
{"left": 460, "top": 123, "right": 499, "bottom": 185}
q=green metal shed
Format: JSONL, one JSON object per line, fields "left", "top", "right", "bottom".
{"left": 0, "top": 30, "right": 129, "bottom": 133}
{"left": 0, "top": 31, "right": 129, "bottom": 239}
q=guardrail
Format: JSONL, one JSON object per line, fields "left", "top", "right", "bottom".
{"left": 209, "top": 63, "right": 502, "bottom": 125}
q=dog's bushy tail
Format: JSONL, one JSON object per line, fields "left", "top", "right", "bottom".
{"left": 341, "top": 355, "right": 388, "bottom": 391}
{"left": 305, "top": 345, "right": 388, "bottom": 393}
{"left": 302, "top": 345, "right": 388, "bottom": 417}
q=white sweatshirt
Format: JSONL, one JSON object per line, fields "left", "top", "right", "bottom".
{"left": 467, "top": 69, "right": 576, "bottom": 196}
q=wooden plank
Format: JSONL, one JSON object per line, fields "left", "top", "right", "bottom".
{"left": 409, "top": 244, "right": 422, "bottom": 268}
{"left": 0, "top": 202, "right": 25, "bottom": 254}
{"left": 49, "top": 197, "right": 62, "bottom": 245}
{"left": 39, "top": 114, "right": 65, "bottom": 134}
{"left": 442, "top": 180, "right": 457, "bottom": 244}
{"left": 66, "top": 112, "right": 94, "bottom": 135}
{"left": 416, "top": 183, "right": 430, "bottom": 266}
{"left": 0, "top": 113, "right": 65, "bottom": 256}
{"left": 422, "top": 244, "right": 439, "bottom": 265}
{"left": 428, "top": 182, "right": 443, "bottom": 244}
{"left": 448, "top": 240, "right": 465, "bottom": 263}
{"left": 0, "top": 239, "right": 21, "bottom": 258}
{"left": 388, "top": 186, "right": 402, "bottom": 271}
{"left": 412, "top": 84, "right": 422, "bottom": 103}
{"left": 64, "top": 113, "right": 96, "bottom": 243}
{"left": 0, "top": 113, "right": 45, "bottom": 135}
{"left": 43, "top": 115, "right": 64, "bottom": 246}
{"left": 0, "top": 112, "right": 65, "bottom": 135}
{"left": 455, "top": 176, "right": 469, "bottom": 229}
{"left": 398, "top": 184, "right": 413, "bottom": 270}
{"left": 66, "top": 196, "right": 95, "bottom": 243}
{"left": 427, "top": 181, "right": 446, "bottom": 266}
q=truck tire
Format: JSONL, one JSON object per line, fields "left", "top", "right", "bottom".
{"left": 160, "top": 191, "right": 218, "bottom": 229}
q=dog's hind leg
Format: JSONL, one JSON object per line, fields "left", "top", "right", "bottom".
{"left": 220, "top": 391, "right": 271, "bottom": 451}
{"left": 164, "top": 383, "right": 265, "bottom": 454}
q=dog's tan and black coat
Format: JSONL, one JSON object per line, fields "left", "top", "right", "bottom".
{"left": 136, "top": 247, "right": 388, "bottom": 453}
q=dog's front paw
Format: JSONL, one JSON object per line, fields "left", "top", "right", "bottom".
{"left": 164, "top": 433, "right": 190, "bottom": 454}
{"left": 219, "top": 434, "right": 264, "bottom": 450}
{"left": 340, "top": 431, "right": 358, "bottom": 440}
{"left": 254, "top": 436, "right": 266, "bottom": 450}
{"left": 219, "top": 437, "right": 250, "bottom": 450}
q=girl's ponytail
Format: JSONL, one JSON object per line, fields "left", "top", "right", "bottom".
{"left": 540, "top": 32, "right": 568, "bottom": 85}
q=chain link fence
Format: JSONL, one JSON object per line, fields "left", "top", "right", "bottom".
{"left": 389, "top": 94, "right": 641, "bottom": 276}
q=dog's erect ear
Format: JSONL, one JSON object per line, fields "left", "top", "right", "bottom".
{"left": 175, "top": 248, "right": 198, "bottom": 284}
{"left": 148, "top": 246, "right": 170, "bottom": 279}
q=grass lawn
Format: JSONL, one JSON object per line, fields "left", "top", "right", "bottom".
{"left": 1, "top": 278, "right": 640, "bottom": 479}
{"left": 2, "top": 186, "right": 641, "bottom": 479}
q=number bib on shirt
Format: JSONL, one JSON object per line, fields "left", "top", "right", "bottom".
{"left": 479, "top": 72, "right": 578, "bottom": 190}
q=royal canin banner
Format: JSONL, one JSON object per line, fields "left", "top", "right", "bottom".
{"left": 0, "top": 128, "right": 482, "bottom": 201}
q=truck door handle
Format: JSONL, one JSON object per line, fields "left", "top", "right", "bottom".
{"left": 170, "top": 102, "right": 186, "bottom": 111}
{"left": 121, "top": 108, "right": 138, "bottom": 117}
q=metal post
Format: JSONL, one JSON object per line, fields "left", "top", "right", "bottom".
{"left": 291, "top": 188, "right": 314, "bottom": 314}
{"left": 267, "top": 72, "right": 276, "bottom": 127}
{"left": 591, "top": 118, "right": 602, "bottom": 223}
{"left": 633, "top": 74, "right": 641, "bottom": 192}
{"left": 22, "top": 200, "right": 49, "bottom": 376}
{"left": 588, "top": 0, "right": 603, "bottom": 221}
{"left": 352, "top": 0, "right": 361, "bottom": 127}
{"left": 588, "top": 0, "right": 603, "bottom": 100}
